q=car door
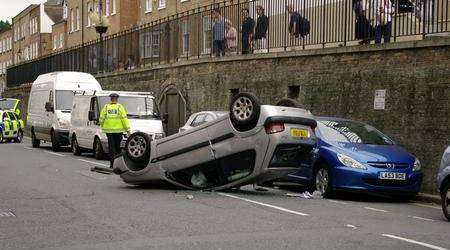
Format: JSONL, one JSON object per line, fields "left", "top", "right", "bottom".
{"left": 2, "top": 112, "right": 11, "bottom": 137}
{"left": 8, "top": 112, "right": 18, "bottom": 136}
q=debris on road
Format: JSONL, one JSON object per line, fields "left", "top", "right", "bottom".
{"left": 186, "top": 194, "right": 194, "bottom": 200}
{"left": 90, "top": 166, "right": 113, "bottom": 175}
{"left": 285, "top": 191, "right": 323, "bottom": 199}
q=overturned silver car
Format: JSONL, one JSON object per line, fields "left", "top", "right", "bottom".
{"left": 113, "top": 93, "right": 318, "bottom": 190}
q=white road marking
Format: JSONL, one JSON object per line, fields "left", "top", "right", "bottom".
{"left": 364, "top": 206, "right": 388, "bottom": 213}
{"left": 329, "top": 200, "right": 349, "bottom": 205}
{"left": 44, "top": 151, "right": 65, "bottom": 157}
{"left": 77, "top": 159, "right": 109, "bottom": 167}
{"left": 411, "top": 202, "right": 441, "bottom": 210}
{"left": 382, "top": 234, "right": 448, "bottom": 250}
{"left": 408, "top": 215, "right": 435, "bottom": 222}
{"left": 76, "top": 170, "right": 107, "bottom": 180}
{"left": 218, "top": 193, "right": 309, "bottom": 216}
{"left": 346, "top": 224, "right": 357, "bottom": 229}
{"left": 0, "top": 211, "right": 15, "bottom": 217}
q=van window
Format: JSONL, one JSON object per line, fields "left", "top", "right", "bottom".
{"left": 0, "top": 100, "right": 16, "bottom": 110}
{"left": 55, "top": 90, "right": 75, "bottom": 111}
{"left": 99, "top": 96, "right": 159, "bottom": 119}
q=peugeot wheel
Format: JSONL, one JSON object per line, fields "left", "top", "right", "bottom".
{"left": 276, "top": 98, "right": 302, "bottom": 108}
{"left": 72, "top": 136, "right": 82, "bottom": 156}
{"left": 94, "top": 138, "right": 106, "bottom": 160}
{"left": 315, "top": 166, "right": 333, "bottom": 198}
{"left": 31, "top": 130, "right": 40, "bottom": 148}
{"left": 125, "top": 132, "right": 151, "bottom": 163}
{"left": 14, "top": 130, "right": 23, "bottom": 143}
{"left": 229, "top": 92, "right": 261, "bottom": 132}
{"left": 51, "top": 130, "right": 60, "bottom": 152}
{"left": 442, "top": 182, "right": 450, "bottom": 221}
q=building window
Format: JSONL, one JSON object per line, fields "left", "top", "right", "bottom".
{"left": 63, "top": 2, "right": 68, "bottom": 19}
{"left": 105, "top": 0, "right": 110, "bottom": 16}
{"left": 145, "top": 0, "right": 152, "bottom": 12}
{"left": 159, "top": 0, "right": 166, "bottom": 9}
{"left": 76, "top": 7, "right": 80, "bottom": 30}
{"left": 59, "top": 34, "right": 64, "bottom": 48}
{"left": 70, "top": 9, "right": 74, "bottom": 32}
{"left": 87, "top": 2, "right": 92, "bottom": 27}
{"left": 0, "top": 39, "right": 3, "bottom": 53}
{"left": 140, "top": 31, "right": 160, "bottom": 58}
{"left": 112, "top": 0, "right": 116, "bottom": 14}
{"left": 202, "top": 15, "right": 211, "bottom": 54}
{"left": 181, "top": 20, "right": 189, "bottom": 55}
{"left": 54, "top": 35, "right": 58, "bottom": 49}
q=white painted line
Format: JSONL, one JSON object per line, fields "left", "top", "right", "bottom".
{"left": 346, "top": 224, "right": 357, "bottom": 229}
{"left": 408, "top": 215, "right": 435, "bottom": 222}
{"left": 411, "top": 202, "right": 441, "bottom": 210}
{"left": 329, "top": 200, "right": 349, "bottom": 205}
{"left": 78, "top": 159, "right": 109, "bottom": 167}
{"left": 218, "top": 193, "right": 309, "bottom": 216}
{"left": 0, "top": 212, "right": 15, "bottom": 217}
{"left": 44, "top": 151, "right": 65, "bottom": 157}
{"left": 382, "top": 234, "right": 448, "bottom": 250}
{"left": 23, "top": 146, "right": 34, "bottom": 150}
{"left": 364, "top": 206, "right": 388, "bottom": 213}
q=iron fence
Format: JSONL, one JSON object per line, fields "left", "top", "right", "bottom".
{"left": 6, "top": 0, "right": 450, "bottom": 87}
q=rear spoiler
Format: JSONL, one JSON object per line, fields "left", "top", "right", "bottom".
{"left": 264, "top": 116, "right": 317, "bottom": 129}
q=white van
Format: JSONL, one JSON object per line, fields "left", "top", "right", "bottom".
{"left": 69, "top": 91, "right": 165, "bottom": 159}
{"left": 27, "top": 72, "right": 102, "bottom": 151}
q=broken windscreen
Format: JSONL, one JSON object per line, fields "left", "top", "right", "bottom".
{"left": 0, "top": 99, "right": 18, "bottom": 111}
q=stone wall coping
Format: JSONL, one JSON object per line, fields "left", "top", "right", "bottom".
{"left": 96, "top": 37, "right": 450, "bottom": 79}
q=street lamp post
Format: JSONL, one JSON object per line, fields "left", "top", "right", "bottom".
{"left": 94, "top": 0, "right": 109, "bottom": 73}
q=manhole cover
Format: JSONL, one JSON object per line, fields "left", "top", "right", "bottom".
{"left": 0, "top": 211, "right": 16, "bottom": 217}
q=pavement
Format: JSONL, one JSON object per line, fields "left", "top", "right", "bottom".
{"left": 0, "top": 138, "right": 449, "bottom": 250}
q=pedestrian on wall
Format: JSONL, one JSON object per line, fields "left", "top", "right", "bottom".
{"left": 99, "top": 93, "right": 131, "bottom": 168}
{"left": 287, "top": 4, "right": 310, "bottom": 41}
{"left": 241, "top": 8, "right": 255, "bottom": 55}
{"left": 225, "top": 19, "right": 238, "bottom": 55}
{"left": 375, "top": 0, "right": 394, "bottom": 44}
{"left": 254, "top": 5, "right": 269, "bottom": 53}
{"left": 353, "top": 0, "right": 373, "bottom": 44}
{"left": 212, "top": 8, "right": 226, "bottom": 57}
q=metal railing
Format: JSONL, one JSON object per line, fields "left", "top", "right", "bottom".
{"left": 6, "top": 0, "right": 450, "bottom": 87}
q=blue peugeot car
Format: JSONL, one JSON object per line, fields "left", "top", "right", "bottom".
{"left": 282, "top": 117, "right": 423, "bottom": 199}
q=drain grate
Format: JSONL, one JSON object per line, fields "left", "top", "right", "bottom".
{"left": 0, "top": 211, "right": 16, "bottom": 217}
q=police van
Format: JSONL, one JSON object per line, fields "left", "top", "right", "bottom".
{"left": 27, "top": 72, "right": 102, "bottom": 151}
{"left": 0, "top": 98, "right": 25, "bottom": 143}
{"left": 69, "top": 91, "right": 165, "bottom": 159}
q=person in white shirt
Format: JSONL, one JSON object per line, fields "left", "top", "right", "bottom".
{"left": 374, "top": 0, "right": 394, "bottom": 44}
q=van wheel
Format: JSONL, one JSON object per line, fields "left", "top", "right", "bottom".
{"left": 72, "top": 136, "right": 82, "bottom": 156}
{"left": 94, "top": 138, "right": 106, "bottom": 160}
{"left": 276, "top": 98, "right": 302, "bottom": 108}
{"left": 14, "top": 130, "right": 23, "bottom": 143}
{"left": 229, "top": 92, "right": 261, "bottom": 132}
{"left": 51, "top": 130, "right": 60, "bottom": 152}
{"left": 31, "top": 130, "right": 40, "bottom": 148}
{"left": 125, "top": 132, "right": 151, "bottom": 163}
{"left": 442, "top": 182, "right": 450, "bottom": 221}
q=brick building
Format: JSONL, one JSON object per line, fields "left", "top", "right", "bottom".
{"left": 0, "top": 29, "right": 13, "bottom": 96}
{"left": 12, "top": 4, "right": 54, "bottom": 64}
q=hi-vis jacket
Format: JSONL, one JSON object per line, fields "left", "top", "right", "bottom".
{"left": 99, "top": 103, "right": 131, "bottom": 134}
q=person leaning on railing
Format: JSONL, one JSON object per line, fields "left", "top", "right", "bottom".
{"left": 254, "top": 5, "right": 269, "bottom": 53}
{"left": 225, "top": 19, "right": 237, "bottom": 55}
{"left": 375, "top": 0, "right": 394, "bottom": 44}
{"left": 241, "top": 8, "right": 255, "bottom": 54}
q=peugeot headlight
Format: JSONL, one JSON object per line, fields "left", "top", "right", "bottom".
{"left": 337, "top": 153, "right": 367, "bottom": 170}
{"left": 413, "top": 158, "right": 421, "bottom": 172}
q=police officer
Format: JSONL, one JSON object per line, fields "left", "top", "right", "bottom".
{"left": 99, "top": 93, "right": 131, "bottom": 168}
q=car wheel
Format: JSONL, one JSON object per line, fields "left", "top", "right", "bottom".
{"left": 442, "top": 182, "right": 450, "bottom": 221}
{"left": 72, "top": 136, "right": 82, "bottom": 156}
{"left": 314, "top": 166, "right": 333, "bottom": 198}
{"left": 31, "top": 130, "right": 40, "bottom": 148}
{"left": 14, "top": 130, "right": 23, "bottom": 143}
{"left": 51, "top": 130, "right": 60, "bottom": 152}
{"left": 125, "top": 132, "right": 151, "bottom": 163}
{"left": 229, "top": 92, "right": 261, "bottom": 132}
{"left": 94, "top": 138, "right": 106, "bottom": 160}
{"left": 276, "top": 98, "right": 302, "bottom": 108}
{"left": 0, "top": 129, "right": 3, "bottom": 143}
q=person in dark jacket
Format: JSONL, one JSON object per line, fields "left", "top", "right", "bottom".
{"left": 241, "top": 8, "right": 255, "bottom": 54}
{"left": 254, "top": 5, "right": 269, "bottom": 53}
{"left": 353, "top": 0, "right": 373, "bottom": 44}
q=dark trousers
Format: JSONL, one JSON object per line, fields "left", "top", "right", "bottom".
{"left": 242, "top": 36, "right": 252, "bottom": 54}
{"left": 213, "top": 40, "right": 225, "bottom": 57}
{"left": 107, "top": 133, "right": 123, "bottom": 168}
{"left": 375, "top": 21, "right": 392, "bottom": 44}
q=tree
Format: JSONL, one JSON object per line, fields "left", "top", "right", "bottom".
{"left": 0, "top": 20, "right": 11, "bottom": 33}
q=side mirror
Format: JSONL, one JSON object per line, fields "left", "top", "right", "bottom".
{"left": 45, "top": 102, "right": 54, "bottom": 112}
{"left": 162, "top": 113, "right": 169, "bottom": 124}
{"left": 88, "top": 110, "right": 98, "bottom": 122}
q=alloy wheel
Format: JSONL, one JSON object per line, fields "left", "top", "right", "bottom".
{"left": 446, "top": 190, "right": 450, "bottom": 211}
{"left": 315, "top": 168, "right": 329, "bottom": 194}
{"left": 232, "top": 96, "right": 253, "bottom": 122}
{"left": 127, "top": 135, "right": 147, "bottom": 158}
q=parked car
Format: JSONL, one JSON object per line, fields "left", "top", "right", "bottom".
{"left": 280, "top": 117, "right": 423, "bottom": 199}
{"left": 0, "top": 110, "right": 24, "bottom": 143}
{"left": 27, "top": 72, "right": 102, "bottom": 151}
{"left": 112, "top": 93, "right": 318, "bottom": 190}
{"left": 0, "top": 98, "right": 22, "bottom": 116}
{"left": 69, "top": 91, "right": 165, "bottom": 159}
{"left": 437, "top": 146, "right": 450, "bottom": 221}
{"left": 179, "top": 111, "right": 228, "bottom": 133}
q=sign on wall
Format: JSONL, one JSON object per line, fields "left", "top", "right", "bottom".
{"left": 374, "top": 89, "right": 386, "bottom": 110}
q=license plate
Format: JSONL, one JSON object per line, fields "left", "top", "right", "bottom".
{"left": 290, "top": 128, "right": 310, "bottom": 138}
{"left": 379, "top": 172, "right": 406, "bottom": 180}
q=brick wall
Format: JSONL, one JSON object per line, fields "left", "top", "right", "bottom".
{"left": 4, "top": 37, "right": 450, "bottom": 193}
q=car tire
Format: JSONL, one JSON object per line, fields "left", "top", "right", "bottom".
{"left": 51, "top": 130, "right": 61, "bottom": 152}
{"left": 314, "top": 165, "right": 333, "bottom": 198}
{"left": 125, "top": 132, "right": 151, "bottom": 164}
{"left": 229, "top": 92, "right": 261, "bottom": 132}
{"left": 31, "top": 130, "right": 40, "bottom": 148}
{"left": 0, "top": 129, "right": 3, "bottom": 143}
{"left": 94, "top": 138, "right": 106, "bottom": 160}
{"left": 71, "top": 136, "right": 82, "bottom": 156}
{"left": 441, "top": 182, "right": 450, "bottom": 221}
{"left": 14, "top": 130, "right": 23, "bottom": 143}
{"left": 276, "top": 98, "right": 302, "bottom": 108}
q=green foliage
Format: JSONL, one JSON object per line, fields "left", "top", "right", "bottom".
{"left": 0, "top": 20, "right": 11, "bottom": 33}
